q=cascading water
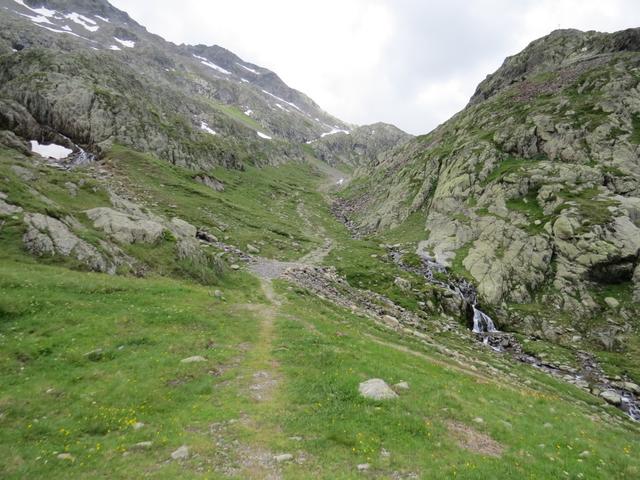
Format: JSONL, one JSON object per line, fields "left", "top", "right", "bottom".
{"left": 385, "top": 245, "right": 640, "bottom": 422}
{"left": 70, "top": 147, "right": 95, "bottom": 167}
{"left": 472, "top": 305, "right": 497, "bottom": 333}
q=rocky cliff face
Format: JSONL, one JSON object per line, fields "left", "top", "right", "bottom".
{"left": 0, "top": 0, "right": 384, "bottom": 169}
{"left": 340, "top": 28, "right": 640, "bottom": 347}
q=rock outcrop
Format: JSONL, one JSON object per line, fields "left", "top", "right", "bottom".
{"left": 23, "top": 212, "right": 110, "bottom": 272}
{"left": 86, "top": 207, "right": 165, "bottom": 245}
{"left": 337, "top": 27, "right": 640, "bottom": 343}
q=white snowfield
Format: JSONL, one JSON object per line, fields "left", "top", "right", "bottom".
{"left": 65, "top": 12, "right": 99, "bottom": 32}
{"left": 13, "top": 2, "right": 99, "bottom": 35}
{"left": 17, "top": 12, "right": 52, "bottom": 24}
{"left": 321, "top": 127, "right": 350, "bottom": 138}
{"left": 109, "top": 45, "right": 121, "bottom": 51}
{"left": 35, "top": 23, "right": 90, "bottom": 41}
{"left": 261, "top": 90, "right": 303, "bottom": 112}
{"left": 30, "top": 140, "right": 73, "bottom": 160}
{"left": 236, "top": 62, "right": 259, "bottom": 75}
{"left": 114, "top": 37, "right": 135, "bottom": 48}
{"left": 94, "top": 15, "right": 110, "bottom": 23}
{"left": 200, "top": 121, "right": 217, "bottom": 135}
{"left": 193, "top": 55, "right": 231, "bottom": 75}
{"left": 257, "top": 131, "right": 272, "bottom": 140}
{"left": 13, "top": 0, "right": 55, "bottom": 18}
{"left": 244, "top": 109, "right": 253, "bottom": 116}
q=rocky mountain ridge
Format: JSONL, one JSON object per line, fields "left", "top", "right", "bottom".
{"left": 338, "top": 27, "right": 640, "bottom": 353}
{"left": 0, "top": 0, "right": 410, "bottom": 171}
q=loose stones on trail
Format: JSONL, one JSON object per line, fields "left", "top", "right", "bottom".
{"left": 274, "top": 453, "right": 293, "bottom": 463}
{"left": 358, "top": 378, "right": 398, "bottom": 400}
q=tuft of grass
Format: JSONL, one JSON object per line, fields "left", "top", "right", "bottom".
{"left": 631, "top": 114, "right": 640, "bottom": 144}
{"left": 554, "top": 187, "right": 616, "bottom": 230}
{"left": 505, "top": 188, "right": 549, "bottom": 233}
{"left": 481, "top": 156, "right": 541, "bottom": 186}
{"left": 449, "top": 243, "right": 473, "bottom": 281}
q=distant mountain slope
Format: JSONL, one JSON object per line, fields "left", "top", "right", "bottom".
{"left": 309, "top": 122, "right": 412, "bottom": 168}
{"left": 0, "top": 0, "right": 410, "bottom": 170}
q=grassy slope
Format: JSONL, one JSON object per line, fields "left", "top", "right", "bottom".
{"left": 0, "top": 260, "right": 264, "bottom": 478}
{"left": 0, "top": 261, "right": 638, "bottom": 478}
{"left": 105, "top": 145, "right": 325, "bottom": 261}
{"left": 1, "top": 145, "right": 640, "bottom": 478}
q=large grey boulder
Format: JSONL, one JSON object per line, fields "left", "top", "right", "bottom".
{"left": 86, "top": 207, "right": 164, "bottom": 244}
{"left": 553, "top": 215, "right": 576, "bottom": 240}
{"left": 358, "top": 378, "right": 398, "bottom": 400}
{"left": 170, "top": 217, "right": 197, "bottom": 238}
{"left": 23, "top": 213, "right": 109, "bottom": 272}
{"left": 600, "top": 390, "right": 623, "bottom": 405}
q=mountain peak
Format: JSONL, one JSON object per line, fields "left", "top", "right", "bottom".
{"left": 469, "top": 26, "right": 640, "bottom": 105}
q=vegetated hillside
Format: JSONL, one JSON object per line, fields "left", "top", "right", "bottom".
{"left": 340, "top": 28, "right": 640, "bottom": 353}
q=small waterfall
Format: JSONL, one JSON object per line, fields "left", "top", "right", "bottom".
{"left": 69, "top": 146, "right": 96, "bottom": 168}
{"left": 472, "top": 305, "right": 497, "bottom": 333}
{"left": 384, "top": 246, "right": 640, "bottom": 422}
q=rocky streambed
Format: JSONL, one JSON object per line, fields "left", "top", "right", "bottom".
{"left": 386, "top": 245, "right": 640, "bottom": 422}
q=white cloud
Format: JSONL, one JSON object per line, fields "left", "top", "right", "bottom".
{"left": 111, "top": 0, "right": 640, "bottom": 135}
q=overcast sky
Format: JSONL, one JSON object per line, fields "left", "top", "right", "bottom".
{"left": 111, "top": 0, "right": 639, "bottom": 135}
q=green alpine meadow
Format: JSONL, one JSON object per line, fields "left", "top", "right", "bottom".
{"left": 0, "top": 1, "right": 639, "bottom": 478}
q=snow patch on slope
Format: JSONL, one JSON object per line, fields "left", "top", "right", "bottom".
{"left": 65, "top": 12, "right": 99, "bottom": 32}
{"left": 236, "top": 62, "right": 259, "bottom": 75}
{"left": 30, "top": 140, "right": 72, "bottom": 160}
{"left": 257, "top": 131, "right": 272, "bottom": 140}
{"left": 114, "top": 37, "right": 135, "bottom": 48}
{"left": 200, "top": 121, "right": 217, "bottom": 135}
{"left": 321, "top": 127, "right": 350, "bottom": 138}
{"left": 35, "top": 23, "right": 92, "bottom": 41}
{"left": 193, "top": 55, "right": 231, "bottom": 75}
{"left": 261, "top": 90, "right": 303, "bottom": 112}
{"left": 19, "top": 12, "right": 53, "bottom": 24}
{"left": 13, "top": 0, "right": 56, "bottom": 18}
